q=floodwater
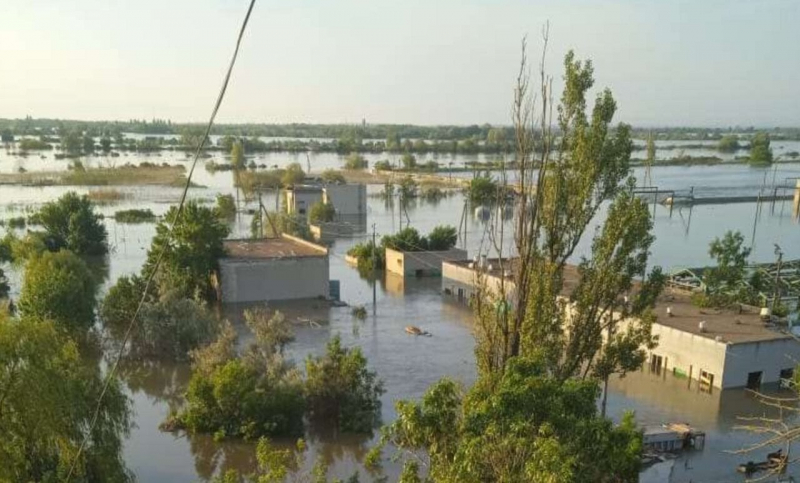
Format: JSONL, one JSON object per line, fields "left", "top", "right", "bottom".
{"left": 2, "top": 144, "right": 800, "bottom": 481}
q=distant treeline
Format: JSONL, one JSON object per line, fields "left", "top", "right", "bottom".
{"left": 630, "top": 126, "right": 800, "bottom": 142}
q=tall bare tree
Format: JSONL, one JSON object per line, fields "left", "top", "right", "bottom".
{"left": 474, "top": 31, "right": 664, "bottom": 392}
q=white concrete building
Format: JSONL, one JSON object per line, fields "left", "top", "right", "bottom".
{"left": 322, "top": 183, "right": 367, "bottom": 218}
{"left": 284, "top": 183, "right": 367, "bottom": 220}
{"left": 386, "top": 247, "right": 468, "bottom": 277}
{"left": 219, "top": 235, "right": 329, "bottom": 303}
{"left": 284, "top": 185, "right": 323, "bottom": 216}
{"left": 441, "top": 259, "right": 800, "bottom": 390}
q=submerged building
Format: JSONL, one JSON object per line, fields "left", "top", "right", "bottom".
{"left": 284, "top": 182, "right": 367, "bottom": 220}
{"left": 441, "top": 258, "right": 800, "bottom": 390}
{"left": 219, "top": 234, "right": 329, "bottom": 303}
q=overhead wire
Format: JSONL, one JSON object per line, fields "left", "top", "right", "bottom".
{"left": 65, "top": 0, "right": 257, "bottom": 480}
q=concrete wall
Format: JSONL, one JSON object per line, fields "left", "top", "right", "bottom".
{"left": 723, "top": 339, "right": 800, "bottom": 388}
{"left": 310, "top": 222, "right": 355, "bottom": 243}
{"left": 286, "top": 189, "right": 323, "bottom": 216}
{"left": 442, "top": 261, "right": 516, "bottom": 303}
{"left": 323, "top": 184, "right": 366, "bottom": 217}
{"left": 220, "top": 256, "right": 329, "bottom": 303}
{"left": 386, "top": 247, "right": 468, "bottom": 277}
{"left": 646, "top": 324, "right": 728, "bottom": 388}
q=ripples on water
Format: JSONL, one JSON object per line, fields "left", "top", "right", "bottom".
{"left": 2, "top": 145, "right": 800, "bottom": 481}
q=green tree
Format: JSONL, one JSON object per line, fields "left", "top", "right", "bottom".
{"left": 174, "top": 309, "right": 305, "bottom": 440}
{"left": 231, "top": 140, "right": 245, "bottom": 170}
{"left": 749, "top": 132, "right": 773, "bottom": 165}
{"left": 60, "top": 130, "right": 82, "bottom": 156}
{"left": 380, "top": 357, "right": 642, "bottom": 482}
{"left": 82, "top": 134, "right": 95, "bottom": 154}
{"left": 427, "top": 225, "right": 458, "bottom": 251}
{"left": 308, "top": 201, "right": 335, "bottom": 224}
{"left": 18, "top": 250, "right": 98, "bottom": 334}
{"left": 106, "top": 295, "right": 219, "bottom": 361}
{"left": 401, "top": 153, "right": 417, "bottom": 170}
{"left": 695, "top": 230, "right": 754, "bottom": 310}
{"left": 466, "top": 175, "right": 499, "bottom": 204}
{"left": 281, "top": 162, "right": 305, "bottom": 186}
{"left": 142, "top": 201, "right": 230, "bottom": 301}
{"left": 717, "top": 134, "right": 740, "bottom": 152}
{"left": 216, "top": 194, "right": 237, "bottom": 220}
{"left": 35, "top": 192, "right": 108, "bottom": 256}
{"left": 0, "top": 316, "right": 132, "bottom": 482}
{"left": 643, "top": 132, "right": 655, "bottom": 187}
{"left": 344, "top": 153, "right": 368, "bottom": 170}
{"left": 0, "top": 268, "right": 9, "bottom": 299}
{"left": 304, "top": 335, "right": 384, "bottom": 432}
{"left": 100, "top": 136, "right": 112, "bottom": 152}
{"left": 321, "top": 169, "right": 346, "bottom": 184}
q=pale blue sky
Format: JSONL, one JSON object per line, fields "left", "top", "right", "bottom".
{"left": 1, "top": 0, "right": 798, "bottom": 126}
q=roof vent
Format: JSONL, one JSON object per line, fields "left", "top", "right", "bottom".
{"left": 666, "top": 306, "right": 673, "bottom": 317}
{"left": 698, "top": 321, "right": 706, "bottom": 333}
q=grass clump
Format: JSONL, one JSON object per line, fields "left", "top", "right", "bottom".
{"left": 114, "top": 209, "right": 156, "bottom": 224}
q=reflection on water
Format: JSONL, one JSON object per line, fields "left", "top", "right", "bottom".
{"left": 2, "top": 150, "right": 800, "bottom": 481}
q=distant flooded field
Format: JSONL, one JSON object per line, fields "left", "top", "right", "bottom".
{"left": 2, "top": 143, "right": 800, "bottom": 481}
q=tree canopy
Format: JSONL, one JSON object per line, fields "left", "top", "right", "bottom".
{"left": 35, "top": 192, "right": 108, "bottom": 256}
{"left": 18, "top": 250, "right": 98, "bottom": 334}
{"left": 749, "top": 132, "right": 773, "bottom": 165}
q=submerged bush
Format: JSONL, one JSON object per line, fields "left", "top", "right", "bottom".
{"left": 305, "top": 335, "right": 384, "bottom": 433}
{"left": 215, "top": 194, "right": 237, "bottom": 220}
{"left": 106, "top": 295, "right": 219, "bottom": 361}
{"left": 114, "top": 209, "right": 156, "bottom": 224}
{"left": 173, "top": 309, "right": 305, "bottom": 440}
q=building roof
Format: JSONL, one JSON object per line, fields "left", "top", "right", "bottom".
{"left": 223, "top": 236, "right": 327, "bottom": 260}
{"left": 443, "top": 258, "right": 792, "bottom": 345}
{"left": 286, "top": 184, "right": 323, "bottom": 193}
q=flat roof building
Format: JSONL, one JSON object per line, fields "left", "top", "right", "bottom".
{"left": 219, "top": 234, "right": 329, "bottom": 303}
{"left": 442, "top": 258, "right": 800, "bottom": 390}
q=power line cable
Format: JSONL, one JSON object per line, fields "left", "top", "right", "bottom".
{"left": 65, "top": 1, "right": 256, "bottom": 479}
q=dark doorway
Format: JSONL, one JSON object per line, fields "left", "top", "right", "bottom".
{"left": 747, "top": 371, "right": 763, "bottom": 390}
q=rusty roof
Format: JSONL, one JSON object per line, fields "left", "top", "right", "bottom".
{"left": 223, "top": 237, "right": 326, "bottom": 260}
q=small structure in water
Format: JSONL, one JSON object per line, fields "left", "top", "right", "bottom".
{"left": 405, "top": 326, "right": 431, "bottom": 336}
{"left": 737, "top": 449, "right": 788, "bottom": 476}
{"left": 642, "top": 423, "right": 705, "bottom": 453}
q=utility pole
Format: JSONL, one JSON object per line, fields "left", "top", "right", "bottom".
{"left": 372, "top": 223, "right": 377, "bottom": 316}
{"left": 771, "top": 244, "right": 784, "bottom": 317}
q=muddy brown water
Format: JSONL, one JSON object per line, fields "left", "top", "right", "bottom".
{"left": 3, "top": 147, "right": 800, "bottom": 481}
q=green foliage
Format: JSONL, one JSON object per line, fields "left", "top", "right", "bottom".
{"left": 749, "top": 132, "right": 773, "bottom": 165}
{"left": 231, "top": 141, "right": 246, "bottom": 170}
{"left": 114, "top": 208, "right": 156, "bottom": 224}
{"left": 251, "top": 210, "right": 312, "bottom": 241}
{"left": 381, "top": 226, "right": 458, "bottom": 253}
{"left": 321, "top": 169, "right": 346, "bottom": 184}
{"left": 427, "top": 225, "right": 458, "bottom": 251}
{"left": 344, "top": 153, "right": 368, "bottom": 170}
{"left": 309, "top": 201, "right": 335, "bottom": 224}
{"left": 6, "top": 216, "right": 26, "bottom": 229}
{"left": 176, "top": 309, "right": 305, "bottom": 440}
{"left": 374, "top": 159, "right": 393, "bottom": 171}
{"left": 347, "top": 239, "right": 385, "bottom": 274}
{"left": 0, "top": 268, "right": 8, "bottom": 299}
{"left": 717, "top": 134, "right": 740, "bottom": 152}
{"left": 18, "top": 250, "right": 98, "bottom": 334}
{"left": 100, "top": 136, "right": 112, "bottom": 152}
{"left": 466, "top": 175, "right": 499, "bottom": 204}
{"left": 35, "top": 191, "right": 108, "bottom": 255}
{"left": 18, "top": 137, "right": 51, "bottom": 151}
{"left": 704, "top": 230, "right": 751, "bottom": 294}
{"left": 109, "top": 296, "right": 219, "bottom": 361}
{"left": 305, "top": 335, "right": 384, "bottom": 432}
{"left": 0, "top": 316, "right": 133, "bottom": 482}
{"left": 397, "top": 176, "right": 418, "bottom": 203}
{"left": 216, "top": 194, "right": 237, "bottom": 219}
{"left": 100, "top": 274, "right": 146, "bottom": 329}
{"left": 281, "top": 162, "right": 306, "bottom": 186}
{"left": 352, "top": 305, "right": 368, "bottom": 320}
{"left": 401, "top": 153, "right": 417, "bottom": 170}
{"left": 381, "top": 357, "right": 642, "bottom": 483}
{"left": 60, "top": 129, "right": 82, "bottom": 155}
{"left": 143, "top": 201, "right": 230, "bottom": 301}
